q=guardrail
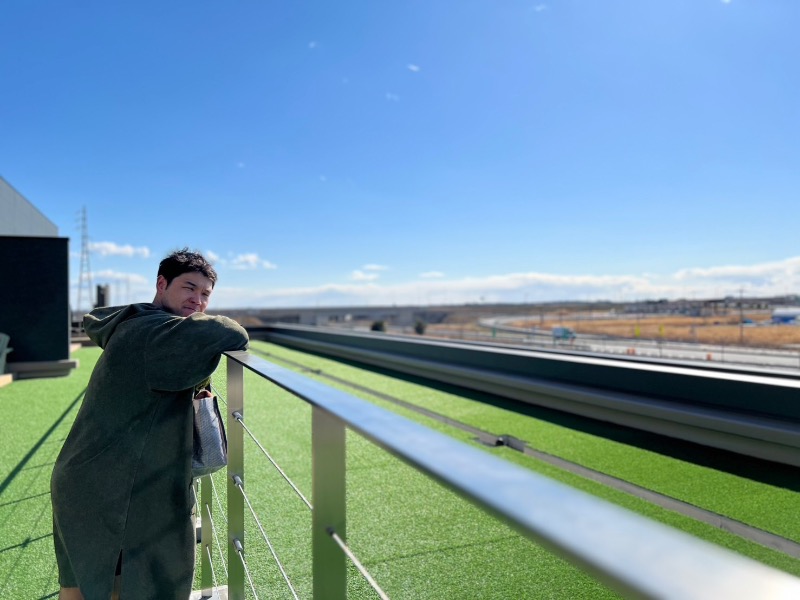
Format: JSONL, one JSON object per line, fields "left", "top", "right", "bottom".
{"left": 195, "top": 350, "right": 800, "bottom": 599}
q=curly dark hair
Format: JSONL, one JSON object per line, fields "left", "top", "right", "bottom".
{"left": 157, "top": 247, "right": 218, "bottom": 287}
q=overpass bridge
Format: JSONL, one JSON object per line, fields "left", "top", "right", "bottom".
{"left": 220, "top": 304, "right": 447, "bottom": 327}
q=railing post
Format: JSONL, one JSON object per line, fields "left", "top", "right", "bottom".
{"left": 312, "top": 407, "right": 347, "bottom": 599}
{"left": 227, "top": 356, "right": 245, "bottom": 600}
{"left": 200, "top": 476, "right": 213, "bottom": 596}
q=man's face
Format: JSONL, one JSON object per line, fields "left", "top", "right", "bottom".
{"left": 156, "top": 272, "right": 214, "bottom": 317}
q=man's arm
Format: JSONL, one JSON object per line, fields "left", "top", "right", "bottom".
{"left": 145, "top": 313, "right": 249, "bottom": 392}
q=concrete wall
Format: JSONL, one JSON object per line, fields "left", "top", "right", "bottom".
{"left": 261, "top": 324, "right": 800, "bottom": 422}
{"left": 0, "top": 177, "right": 58, "bottom": 237}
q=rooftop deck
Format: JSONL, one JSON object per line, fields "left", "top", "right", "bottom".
{"left": 2, "top": 342, "right": 799, "bottom": 598}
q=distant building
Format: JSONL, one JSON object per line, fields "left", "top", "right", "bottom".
{"left": 0, "top": 177, "right": 58, "bottom": 236}
{"left": 0, "top": 176, "right": 77, "bottom": 379}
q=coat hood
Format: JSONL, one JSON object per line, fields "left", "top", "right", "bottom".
{"left": 83, "top": 303, "right": 162, "bottom": 349}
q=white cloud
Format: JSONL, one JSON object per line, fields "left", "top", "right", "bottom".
{"left": 673, "top": 257, "right": 800, "bottom": 282}
{"left": 386, "top": 93, "right": 400, "bottom": 102}
{"left": 351, "top": 270, "right": 380, "bottom": 282}
{"left": 407, "top": 64, "right": 420, "bottom": 72}
{"left": 229, "top": 253, "right": 278, "bottom": 270}
{"left": 203, "top": 256, "right": 800, "bottom": 309}
{"left": 89, "top": 241, "right": 150, "bottom": 258}
{"left": 82, "top": 269, "right": 150, "bottom": 284}
{"left": 206, "top": 250, "right": 220, "bottom": 263}
{"left": 213, "top": 271, "right": 651, "bottom": 308}
{"left": 420, "top": 271, "right": 445, "bottom": 279}
{"left": 363, "top": 264, "right": 388, "bottom": 271}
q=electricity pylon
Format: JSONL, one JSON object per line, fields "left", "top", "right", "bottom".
{"left": 76, "top": 206, "right": 93, "bottom": 312}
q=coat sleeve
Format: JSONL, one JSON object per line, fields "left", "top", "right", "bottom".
{"left": 144, "top": 313, "right": 249, "bottom": 392}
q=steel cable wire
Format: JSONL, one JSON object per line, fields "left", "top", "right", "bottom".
{"left": 232, "top": 411, "right": 313, "bottom": 510}
{"left": 209, "top": 474, "right": 228, "bottom": 525}
{"left": 211, "top": 383, "right": 226, "bottom": 407}
{"left": 198, "top": 483, "right": 221, "bottom": 593}
{"left": 328, "top": 528, "right": 390, "bottom": 600}
{"left": 233, "top": 538, "right": 259, "bottom": 600}
{"left": 204, "top": 543, "right": 219, "bottom": 591}
{"left": 233, "top": 476, "right": 300, "bottom": 599}
{"left": 191, "top": 484, "right": 225, "bottom": 587}
{"left": 205, "top": 498, "right": 229, "bottom": 579}
{"left": 193, "top": 479, "right": 229, "bottom": 579}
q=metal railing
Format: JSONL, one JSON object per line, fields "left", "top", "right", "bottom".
{"left": 194, "top": 350, "right": 800, "bottom": 599}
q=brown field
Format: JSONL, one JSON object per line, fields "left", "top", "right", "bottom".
{"left": 514, "top": 312, "right": 800, "bottom": 348}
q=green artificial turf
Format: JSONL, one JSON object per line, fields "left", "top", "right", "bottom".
{"left": 0, "top": 346, "right": 98, "bottom": 599}
{"left": 2, "top": 342, "right": 799, "bottom": 600}
{"left": 245, "top": 341, "right": 800, "bottom": 575}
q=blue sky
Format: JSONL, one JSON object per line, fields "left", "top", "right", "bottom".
{"left": 3, "top": 1, "right": 799, "bottom": 310}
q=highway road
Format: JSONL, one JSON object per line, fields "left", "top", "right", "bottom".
{"left": 474, "top": 317, "right": 800, "bottom": 371}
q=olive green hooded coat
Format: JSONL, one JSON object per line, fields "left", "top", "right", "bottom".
{"left": 51, "top": 303, "right": 248, "bottom": 599}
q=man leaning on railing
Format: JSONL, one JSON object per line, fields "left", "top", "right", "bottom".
{"left": 51, "top": 248, "right": 249, "bottom": 600}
